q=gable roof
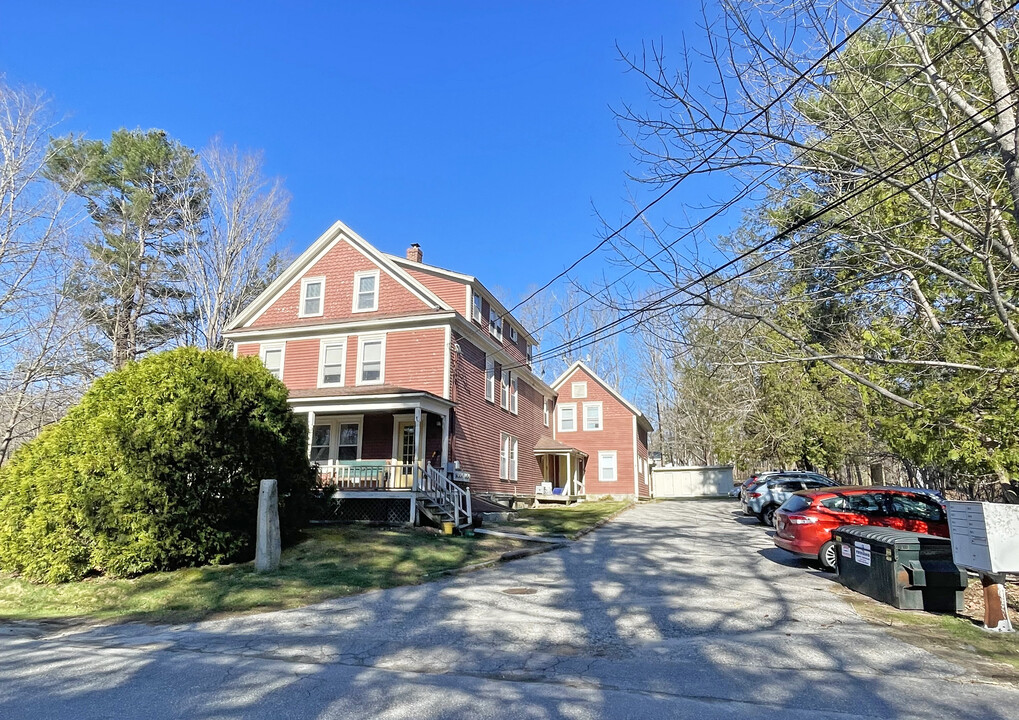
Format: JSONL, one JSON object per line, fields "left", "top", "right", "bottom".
{"left": 226, "top": 220, "right": 452, "bottom": 331}
{"left": 386, "top": 253, "right": 539, "bottom": 347}
{"left": 552, "top": 360, "right": 654, "bottom": 433}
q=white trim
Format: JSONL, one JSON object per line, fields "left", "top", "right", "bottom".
{"left": 557, "top": 402, "right": 577, "bottom": 433}
{"left": 392, "top": 413, "right": 426, "bottom": 467}
{"left": 485, "top": 355, "right": 496, "bottom": 403}
{"left": 299, "top": 277, "right": 325, "bottom": 318}
{"left": 510, "top": 373, "right": 518, "bottom": 415}
{"left": 499, "top": 432, "right": 518, "bottom": 482}
{"left": 229, "top": 220, "right": 450, "bottom": 330}
{"left": 288, "top": 393, "right": 453, "bottom": 417}
{"left": 317, "top": 336, "right": 348, "bottom": 388}
{"left": 351, "top": 269, "right": 380, "bottom": 313}
{"left": 310, "top": 414, "right": 364, "bottom": 463}
{"left": 552, "top": 360, "right": 653, "bottom": 432}
{"left": 356, "top": 333, "right": 386, "bottom": 386}
{"left": 471, "top": 290, "right": 484, "bottom": 324}
{"left": 260, "top": 342, "right": 286, "bottom": 380}
{"left": 583, "top": 401, "right": 603, "bottom": 431}
{"left": 443, "top": 324, "right": 451, "bottom": 400}
{"left": 225, "top": 311, "right": 457, "bottom": 342}
{"left": 543, "top": 398, "right": 550, "bottom": 427}
{"left": 509, "top": 325, "right": 518, "bottom": 343}
{"left": 465, "top": 284, "right": 473, "bottom": 321}
{"left": 598, "top": 451, "right": 617, "bottom": 483}
{"left": 632, "top": 415, "right": 640, "bottom": 497}
{"left": 500, "top": 369, "right": 510, "bottom": 411}
{"left": 447, "top": 315, "right": 555, "bottom": 396}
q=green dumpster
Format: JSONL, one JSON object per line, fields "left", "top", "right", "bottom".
{"left": 833, "top": 526, "right": 967, "bottom": 612}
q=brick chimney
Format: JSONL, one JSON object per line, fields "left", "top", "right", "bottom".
{"left": 406, "top": 243, "right": 423, "bottom": 263}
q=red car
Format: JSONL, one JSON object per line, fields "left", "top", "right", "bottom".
{"left": 773, "top": 486, "right": 949, "bottom": 570}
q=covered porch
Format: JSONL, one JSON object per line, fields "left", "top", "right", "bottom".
{"left": 290, "top": 387, "right": 470, "bottom": 527}
{"left": 534, "top": 437, "right": 587, "bottom": 504}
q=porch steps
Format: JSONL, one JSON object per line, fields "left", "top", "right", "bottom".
{"left": 416, "top": 498, "right": 471, "bottom": 530}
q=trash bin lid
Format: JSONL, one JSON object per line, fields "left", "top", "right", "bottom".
{"left": 832, "top": 525, "right": 948, "bottom": 550}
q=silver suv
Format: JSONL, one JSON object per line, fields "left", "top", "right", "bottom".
{"left": 744, "top": 473, "right": 836, "bottom": 526}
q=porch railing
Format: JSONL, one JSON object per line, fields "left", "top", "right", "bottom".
{"left": 316, "top": 460, "right": 418, "bottom": 490}
{"left": 421, "top": 464, "right": 472, "bottom": 527}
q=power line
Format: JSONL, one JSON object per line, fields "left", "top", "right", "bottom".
{"left": 522, "top": 0, "right": 1019, "bottom": 339}
{"left": 514, "top": 85, "right": 1019, "bottom": 370}
{"left": 504, "top": 1, "right": 894, "bottom": 317}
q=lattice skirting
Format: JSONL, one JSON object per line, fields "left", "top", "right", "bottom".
{"left": 330, "top": 497, "right": 412, "bottom": 525}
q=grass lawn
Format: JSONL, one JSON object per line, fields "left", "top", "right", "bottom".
{"left": 0, "top": 526, "right": 522, "bottom": 625}
{"left": 846, "top": 580, "right": 1019, "bottom": 681}
{"left": 490, "top": 499, "right": 632, "bottom": 538}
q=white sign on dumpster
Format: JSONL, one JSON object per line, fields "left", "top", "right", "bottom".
{"left": 946, "top": 501, "right": 1019, "bottom": 574}
{"left": 854, "top": 541, "right": 871, "bottom": 566}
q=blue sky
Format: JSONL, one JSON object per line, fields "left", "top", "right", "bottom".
{"left": 0, "top": 1, "right": 729, "bottom": 308}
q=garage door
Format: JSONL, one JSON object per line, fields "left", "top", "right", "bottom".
{"left": 652, "top": 466, "right": 734, "bottom": 498}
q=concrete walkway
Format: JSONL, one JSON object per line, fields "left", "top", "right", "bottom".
{"left": 1, "top": 500, "right": 1016, "bottom": 719}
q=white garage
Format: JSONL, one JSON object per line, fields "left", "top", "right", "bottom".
{"left": 651, "top": 465, "right": 735, "bottom": 498}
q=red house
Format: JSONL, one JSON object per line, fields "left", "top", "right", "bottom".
{"left": 550, "top": 361, "right": 653, "bottom": 500}
{"left": 224, "top": 220, "right": 652, "bottom": 526}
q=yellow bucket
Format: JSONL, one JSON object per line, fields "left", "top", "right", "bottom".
{"left": 442, "top": 521, "right": 455, "bottom": 535}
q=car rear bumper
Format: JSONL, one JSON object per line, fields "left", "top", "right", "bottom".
{"left": 773, "top": 534, "right": 819, "bottom": 559}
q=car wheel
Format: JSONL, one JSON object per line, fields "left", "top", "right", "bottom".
{"left": 761, "top": 505, "right": 778, "bottom": 527}
{"left": 819, "top": 541, "right": 838, "bottom": 571}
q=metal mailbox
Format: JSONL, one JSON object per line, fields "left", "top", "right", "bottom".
{"left": 946, "top": 501, "right": 1019, "bottom": 574}
{"left": 833, "top": 526, "right": 967, "bottom": 612}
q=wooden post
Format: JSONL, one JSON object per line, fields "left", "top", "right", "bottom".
{"left": 981, "top": 573, "right": 1014, "bottom": 632}
{"left": 565, "top": 454, "right": 572, "bottom": 497}
{"left": 413, "top": 407, "right": 422, "bottom": 491}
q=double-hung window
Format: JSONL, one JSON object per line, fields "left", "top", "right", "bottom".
{"left": 500, "top": 433, "right": 518, "bottom": 481}
{"left": 558, "top": 403, "right": 577, "bottom": 432}
{"left": 583, "top": 402, "right": 602, "bottom": 431}
{"left": 489, "top": 308, "right": 502, "bottom": 341}
{"left": 598, "top": 451, "right": 617, "bottom": 482}
{"left": 500, "top": 370, "right": 510, "bottom": 410}
{"left": 300, "top": 278, "right": 324, "bottom": 317}
{"left": 310, "top": 424, "right": 331, "bottom": 462}
{"left": 472, "top": 291, "right": 483, "bottom": 323}
{"left": 543, "top": 399, "right": 550, "bottom": 427}
{"left": 319, "top": 339, "right": 346, "bottom": 387}
{"left": 510, "top": 374, "right": 518, "bottom": 415}
{"left": 261, "top": 344, "right": 284, "bottom": 380}
{"left": 509, "top": 325, "right": 518, "bottom": 343}
{"left": 485, "top": 356, "right": 495, "bottom": 402}
{"left": 352, "top": 270, "right": 379, "bottom": 312}
{"left": 357, "top": 335, "right": 385, "bottom": 385}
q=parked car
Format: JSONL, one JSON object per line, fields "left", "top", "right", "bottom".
{"left": 773, "top": 486, "right": 949, "bottom": 570}
{"left": 743, "top": 473, "right": 837, "bottom": 526}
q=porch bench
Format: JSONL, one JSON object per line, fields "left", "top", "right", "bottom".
{"left": 325, "top": 460, "right": 391, "bottom": 489}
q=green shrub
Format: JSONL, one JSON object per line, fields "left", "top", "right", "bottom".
{"left": 0, "top": 348, "right": 315, "bottom": 582}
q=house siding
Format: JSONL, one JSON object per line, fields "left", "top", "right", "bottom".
{"left": 555, "top": 366, "right": 639, "bottom": 498}
{"left": 449, "top": 333, "right": 545, "bottom": 494}
{"left": 250, "top": 237, "right": 430, "bottom": 328}
{"left": 403, "top": 267, "right": 467, "bottom": 315}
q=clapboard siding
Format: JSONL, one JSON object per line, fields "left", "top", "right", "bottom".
{"left": 403, "top": 267, "right": 467, "bottom": 315}
{"left": 449, "top": 333, "right": 545, "bottom": 494}
{"left": 251, "top": 237, "right": 430, "bottom": 328}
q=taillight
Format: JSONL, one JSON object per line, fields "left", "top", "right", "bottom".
{"left": 787, "top": 514, "right": 818, "bottom": 524}
{"left": 749, "top": 492, "right": 762, "bottom": 498}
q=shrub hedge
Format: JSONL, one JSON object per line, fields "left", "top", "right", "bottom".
{"left": 0, "top": 348, "right": 315, "bottom": 582}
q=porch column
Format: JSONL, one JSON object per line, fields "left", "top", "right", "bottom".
{"left": 306, "top": 411, "right": 316, "bottom": 461}
{"left": 440, "top": 411, "right": 450, "bottom": 470}
{"left": 565, "top": 453, "right": 572, "bottom": 496}
{"left": 413, "top": 407, "right": 422, "bottom": 490}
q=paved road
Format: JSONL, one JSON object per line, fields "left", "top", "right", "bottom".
{"left": 2, "top": 500, "right": 1016, "bottom": 719}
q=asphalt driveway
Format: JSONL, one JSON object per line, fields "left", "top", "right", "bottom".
{"left": 1, "top": 500, "right": 1016, "bottom": 719}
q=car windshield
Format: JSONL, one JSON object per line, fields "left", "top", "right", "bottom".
{"left": 781, "top": 495, "right": 811, "bottom": 513}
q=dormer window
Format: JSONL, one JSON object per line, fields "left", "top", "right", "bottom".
{"left": 472, "top": 292, "right": 483, "bottom": 324}
{"left": 489, "top": 308, "right": 502, "bottom": 341}
{"left": 300, "top": 278, "right": 324, "bottom": 317}
{"left": 353, "top": 270, "right": 379, "bottom": 313}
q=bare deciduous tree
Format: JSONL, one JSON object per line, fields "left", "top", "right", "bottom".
{"left": 180, "top": 138, "right": 290, "bottom": 350}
